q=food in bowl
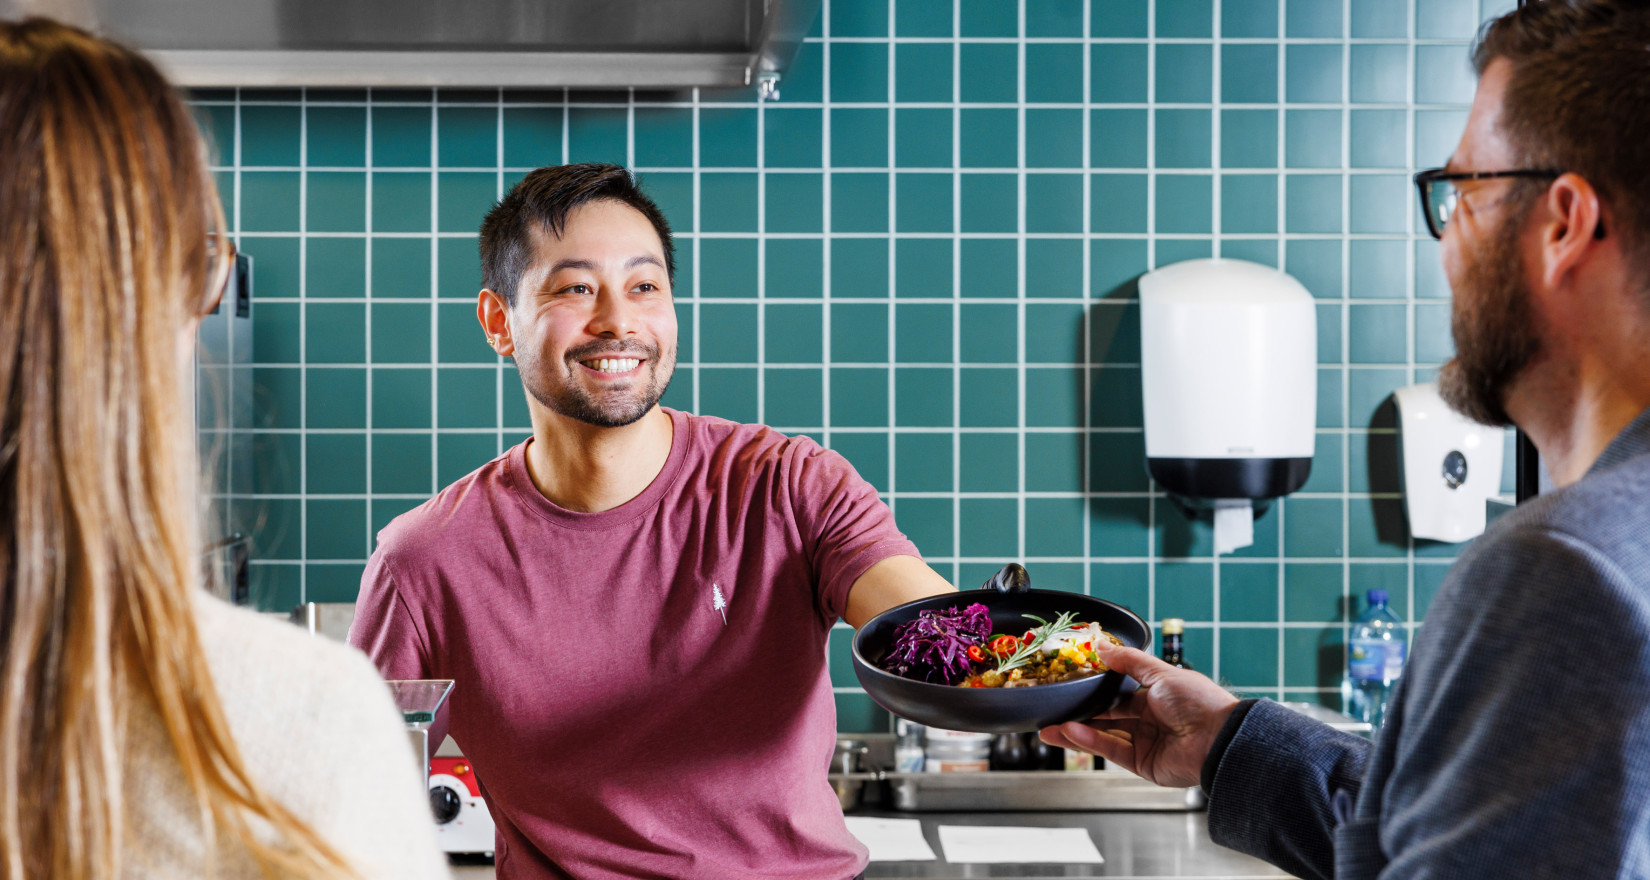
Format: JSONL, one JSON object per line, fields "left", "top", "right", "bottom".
{"left": 878, "top": 603, "right": 1123, "bottom": 688}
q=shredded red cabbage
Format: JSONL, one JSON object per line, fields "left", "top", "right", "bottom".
{"left": 879, "top": 602, "right": 992, "bottom": 685}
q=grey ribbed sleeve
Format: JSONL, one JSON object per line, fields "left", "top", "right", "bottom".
{"left": 1206, "top": 700, "right": 1369, "bottom": 880}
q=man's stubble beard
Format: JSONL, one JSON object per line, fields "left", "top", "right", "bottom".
{"left": 1437, "top": 201, "right": 1543, "bottom": 428}
{"left": 517, "top": 339, "right": 677, "bottom": 429}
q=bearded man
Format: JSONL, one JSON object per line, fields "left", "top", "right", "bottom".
{"left": 1041, "top": 2, "right": 1650, "bottom": 878}
{"left": 348, "top": 164, "right": 955, "bottom": 880}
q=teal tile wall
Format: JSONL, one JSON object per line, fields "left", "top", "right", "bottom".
{"left": 195, "top": 0, "right": 1521, "bottom": 731}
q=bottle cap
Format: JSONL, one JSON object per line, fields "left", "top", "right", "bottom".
{"left": 1161, "top": 617, "right": 1184, "bottom": 635}
{"left": 1368, "top": 589, "right": 1388, "bottom": 605}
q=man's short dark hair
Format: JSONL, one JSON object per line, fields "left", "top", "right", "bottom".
{"left": 1474, "top": 1, "right": 1650, "bottom": 265}
{"left": 479, "top": 163, "right": 675, "bottom": 307}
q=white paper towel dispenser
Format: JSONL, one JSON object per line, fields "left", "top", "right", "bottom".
{"left": 1394, "top": 382, "right": 1504, "bottom": 542}
{"left": 1139, "top": 258, "right": 1316, "bottom": 553}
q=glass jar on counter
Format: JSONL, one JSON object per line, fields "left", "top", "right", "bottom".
{"left": 893, "top": 718, "right": 925, "bottom": 772}
{"left": 923, "top": 727, "right": 990, "bottom": 773}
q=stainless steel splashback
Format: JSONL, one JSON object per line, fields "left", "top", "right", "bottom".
{"left": 196, "top": 252, "right": 256, "bottom": 604}
{"left": 4, "top": 0, "right": 819, "bottom": 92}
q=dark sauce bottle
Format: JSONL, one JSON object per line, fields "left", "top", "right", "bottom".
{"left": 1161, "top": 618, "right": 1192, "bottom": 670}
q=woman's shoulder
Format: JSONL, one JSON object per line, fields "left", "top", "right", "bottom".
{"left": 187, "top": 594, "right": 451, "bottom": 879}
{"left": 192, "top": 594, "right": 394, "bottom": 721}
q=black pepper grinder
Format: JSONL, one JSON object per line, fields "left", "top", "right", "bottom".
{"left": 989, "top": 732, "right": 1030, "bottom": 770}
{"left": 1027, "top": 732, "right": 1065, "bottom": 770}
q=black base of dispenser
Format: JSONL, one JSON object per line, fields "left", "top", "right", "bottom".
{"left": 1147, "top": 456, "right": 1312, "bottom": 500}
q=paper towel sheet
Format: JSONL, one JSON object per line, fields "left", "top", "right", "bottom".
{"left": 1214, "top": 499, "right": 1254, "bottom": 555}
{"left": 843, "top": 817, "right": 936, "bottom": 861}
{"left": 936, "top": 825, "right": 1104, "bottom": 864}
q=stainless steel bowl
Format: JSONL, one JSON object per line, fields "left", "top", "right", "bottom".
{"left": 831, "top": 775, "right": 866, "bottom": 811}
{"left": 829, "top": 739, "right": 873, "bottom": 811}
{"left": 831, "top": 739, "right": 868, "bottom": 774}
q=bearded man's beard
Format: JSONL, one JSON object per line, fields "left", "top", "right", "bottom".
{"left": 517, "top": 339, "right": 677, "bottom": 429}
{"left": 1437, "top": 206, "right": 1543, "bottom": 427}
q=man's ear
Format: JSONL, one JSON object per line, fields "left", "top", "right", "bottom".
{"left": 1538, "top": 173, "right": 1606, "bottom": 291}
{"left": 478, "top": 288, "right": 515, "bottom": 356}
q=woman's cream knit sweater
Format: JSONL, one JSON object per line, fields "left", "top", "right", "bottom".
{"left": 119, "top": 593, "right": 452, "bottom": 878}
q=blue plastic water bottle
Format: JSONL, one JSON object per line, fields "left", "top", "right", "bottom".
{"left": 1343, "top": 589, "right": 1407, "bottom": 731}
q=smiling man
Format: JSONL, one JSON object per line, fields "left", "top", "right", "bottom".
{"left": 348, "top": 164, "right": 954, "bottom": 880}
{"left": 1043, "top": 3, "right": 1650, "bottom": 878}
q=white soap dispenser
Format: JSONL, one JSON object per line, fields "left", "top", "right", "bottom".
{"left": 1393, "top": 382, "right": 1506, "bottom": 542}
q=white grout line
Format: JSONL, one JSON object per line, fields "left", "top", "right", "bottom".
{"left": 363, "top": 94, "right": 377, "bottom": 571}
{"left": 1276, "top": 0, "right": 1290, "bottom": 699}
{"left": 756, "top": 86, "right": 768, "bottom": 426}
{"left": 692, "top": 85, "right": 703, "bottom": 415}
{"left": 1081, "top": 0, "right": 1093, "bottom": 604}
{"left": 885, "top": 0, "right": 898, "bottom": 525}
{"left": 1406, "top": 0, "right": 1420, "bottom": 646}
{"left": 1144, "top": 0, "right": 1158, "bottom": 635}
{"left": 496, "top": 91, "right": 508, "bottom": 461}
{"left": 1339, "top": 0, "right": 1357, "bottom": 708}
{"left": 821, "top": 0, "right": 835, "bottom": 459}
{"left": 950, "top": 0, "right": 963, "bottom": 590}
{"left": 427, "top": 97, "right": 441, "bottom": 520}
{"left": 229, "top": 90, "right": 247, "bottom": 585}
{"left": 220, "top": 161, "right": 1452, "bottom": 173}
{"left": 1015, "top": 0, "right": 1027, "bottom": 577}
{"left": 1211, "top": 0, "right": 1224, "bottom": 688}
{"left": 297, "top": 89, "right": 310, "bottom": 604}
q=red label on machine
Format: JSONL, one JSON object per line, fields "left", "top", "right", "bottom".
{"left": 430, "top": 757, "right": 482, "bottom": 797}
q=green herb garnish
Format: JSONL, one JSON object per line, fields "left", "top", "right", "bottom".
{"left": 995, "top": 611, "right": 1084, "bottom": 674}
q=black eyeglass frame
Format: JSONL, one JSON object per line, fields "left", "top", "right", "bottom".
{"left": 1412, "top": 167, "right": 1563, "bottom": 239}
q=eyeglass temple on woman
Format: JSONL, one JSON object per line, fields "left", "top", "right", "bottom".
{"left": 203, "top": 236, "right": 236, "bottom": 316}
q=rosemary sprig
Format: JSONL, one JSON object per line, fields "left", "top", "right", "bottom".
{"left": 995, "top": 611, "right": 1084, "bottom": 674}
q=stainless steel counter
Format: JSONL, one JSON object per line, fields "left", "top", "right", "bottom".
{"left": 852, "top": 809, "right": 1289, "bottom": 878}
{"left": 447, "top": 810, "right": 1289, "bottom": 879}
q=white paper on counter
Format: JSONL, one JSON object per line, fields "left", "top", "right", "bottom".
{"left": 843, "top": 817, "right": 937, "bottom": 862}
{"left": 937, "top": 825, "right": 1104, "bottom": 864}
{"left": 1214, "top": 499, "right": 1254, "bottom": 555}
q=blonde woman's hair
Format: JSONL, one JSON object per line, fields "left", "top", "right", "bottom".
{"left": 0, "top": 18, "right": 357, "bottom": 879}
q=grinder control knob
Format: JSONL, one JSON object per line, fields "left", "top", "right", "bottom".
{"left": 429, "top": 785, "right": 462, "bottom": 824}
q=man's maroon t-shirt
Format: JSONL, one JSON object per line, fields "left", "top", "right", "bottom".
{"left": 349, "top": 408, "right": 919, "bottom": 879}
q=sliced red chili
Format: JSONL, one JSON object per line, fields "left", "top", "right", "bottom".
{"left": 967, "top": 645, "right": 987, "bottom": 663}
{"left": 989, "top": 635, "right": 1019, "bottom": 656}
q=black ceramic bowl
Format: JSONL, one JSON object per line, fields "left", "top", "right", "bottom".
{"left": 851, "top": 579, "right": 1151, "bottom": 734}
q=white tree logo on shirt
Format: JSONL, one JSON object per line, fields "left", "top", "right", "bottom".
{"left": 712, "top": 584, "right": 728, "bottom": 625}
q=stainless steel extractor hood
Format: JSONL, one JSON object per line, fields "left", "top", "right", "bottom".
{"left": 3, "top": 0, "right": 820, "bottom": 94}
